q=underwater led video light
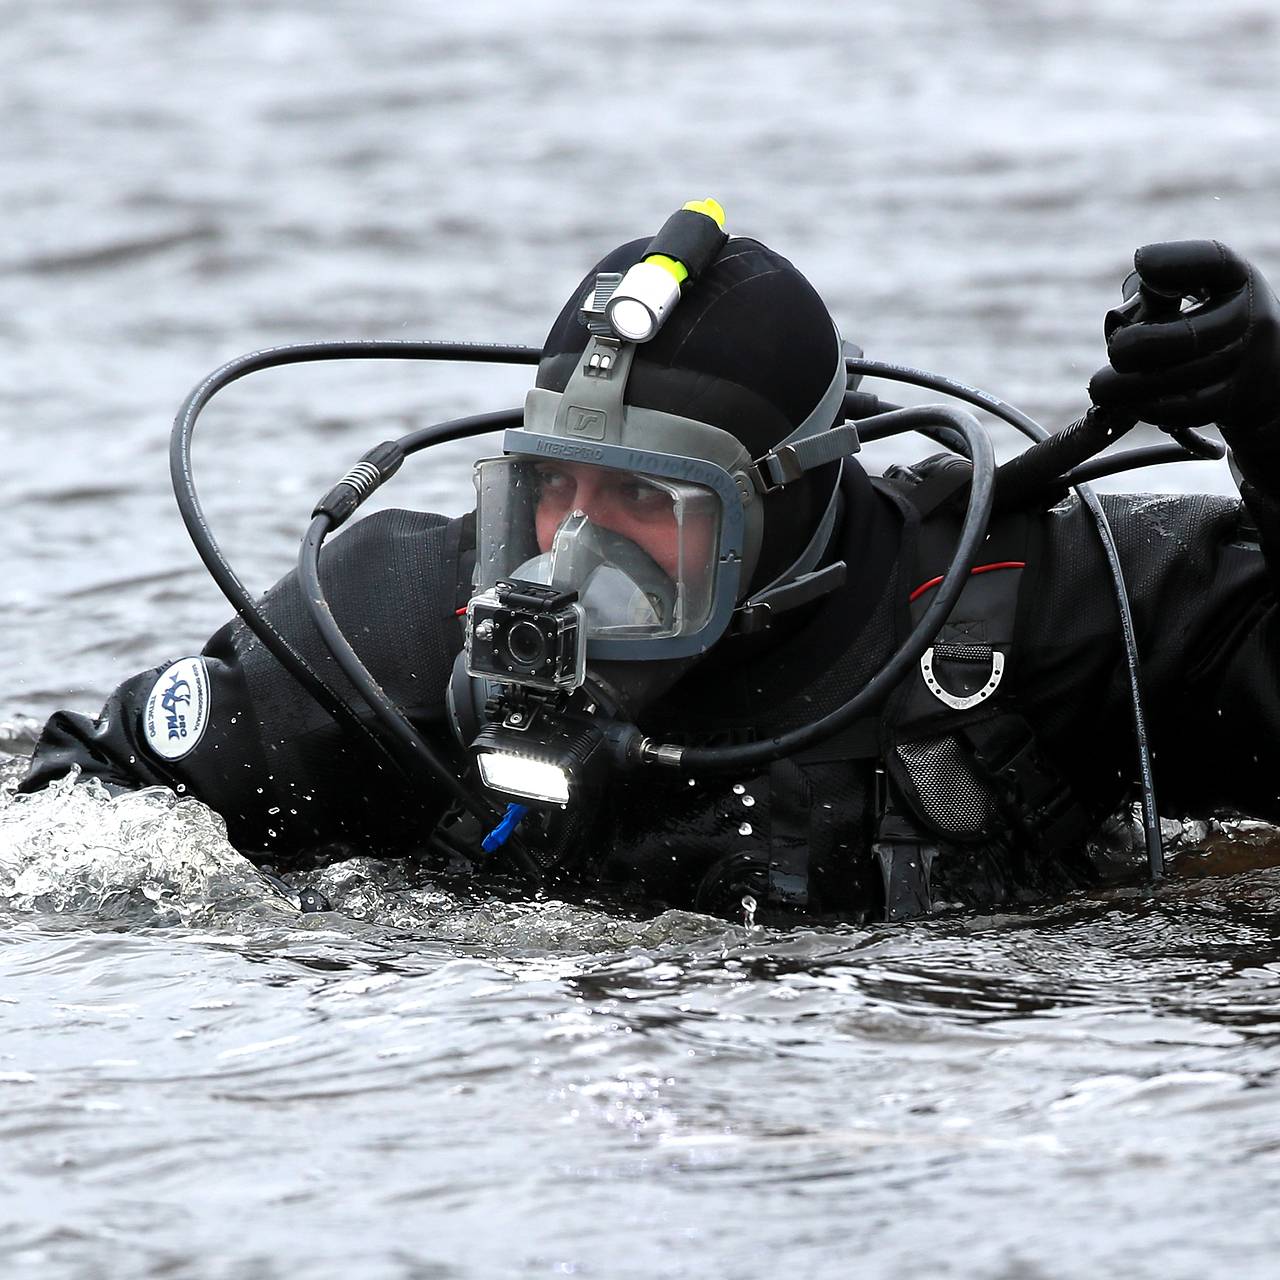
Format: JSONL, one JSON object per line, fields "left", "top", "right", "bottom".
{"left": 476, "top": 750, "right": 572, "bottom": 806}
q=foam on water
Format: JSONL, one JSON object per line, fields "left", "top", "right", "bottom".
{"left": 0, "top": 751, "right": 748, "bottom": 962}
{"left": 0, "top": 757, "right": 287, "bottom": 923}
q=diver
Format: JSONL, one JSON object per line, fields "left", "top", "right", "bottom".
{"left": 20, "top": 203, "right": 1280, "bottom": 922}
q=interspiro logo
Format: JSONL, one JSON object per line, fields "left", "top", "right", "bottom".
{"left": 143, "top": 657, "right": 211, "bottom": 761}
{"left": 535, "top": 439, "right": 605, "bottom": 461}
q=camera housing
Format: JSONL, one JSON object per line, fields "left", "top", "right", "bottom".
{"left": 465, "top": 579, "right": 587, "bottom": 693}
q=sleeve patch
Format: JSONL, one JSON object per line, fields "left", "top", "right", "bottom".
{"left": 143, "top": 657, "right": 212, "bottom": 761}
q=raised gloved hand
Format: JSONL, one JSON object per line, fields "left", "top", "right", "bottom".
{"left": 1089, "top": 242, "right": 1280, "bottom": 467}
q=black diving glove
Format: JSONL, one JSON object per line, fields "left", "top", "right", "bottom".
{"left": 1088, "top": 240, "right": 1280, "bottom": 484}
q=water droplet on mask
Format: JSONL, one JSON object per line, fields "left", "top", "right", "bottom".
{"left": 732, "top": 783, "right": 745, "bottom": 795}
{"left": 738, "top": 822, "right": 752, "bottom": 836}
{"left": 741, "top": 794, "right": 755, "bottom": 808}
{"left": 267, "top": 806, "right": 280, "bottom": 815}
{"left": 176, "top": 783, "right": 186, "bottom": 793}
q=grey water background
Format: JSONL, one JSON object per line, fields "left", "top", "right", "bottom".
{"left": 4, "top": 1, "right": 1280, "bottom": 1276}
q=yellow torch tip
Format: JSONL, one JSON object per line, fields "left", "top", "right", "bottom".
{"left": 682, "top": 198, "right": 726, "bottom": 230}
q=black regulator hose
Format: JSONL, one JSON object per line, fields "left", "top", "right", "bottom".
{"left": 992, "top": 406, "right": 1130, "bottom": 513}
{"left": 848, "top": 389, "right": 1223, "bottom": 501}
{"left": 672, "top": 404, "right": 996, "bottom": 773}
{"left": 298, "top": 409, "right": 542, "bottom": 881}
{"left": 1061, "top": 441, "right": 1222, "bottom": 489}
{"left": 172, "top": 342, "right": 539, "bottom": 748}
{"left": 170, "top": 341, "right": 540, "bottom": 872}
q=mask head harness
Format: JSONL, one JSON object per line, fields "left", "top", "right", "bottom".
{"left": 469, "top": 201, "right": 854, "bottom": 676}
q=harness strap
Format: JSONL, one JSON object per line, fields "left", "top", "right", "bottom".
{"left": 870, "top": 466, "right": 1092, "bottom": 913}
{"left": 766, "top": 758, "right": 813, "bottom": 910}
{"left": 872, "top": 771, "right": 938, "bottom": 921}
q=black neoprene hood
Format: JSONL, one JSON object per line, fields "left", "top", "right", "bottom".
{"left": 536, "top": 236, "right": 842, "bottom": 458}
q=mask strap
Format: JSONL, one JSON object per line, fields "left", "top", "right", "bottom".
{"left": 776, "top": 347, "right": 850, "bottom": 448}
{"left": 731, "top": 465, "right": 847, "bottom": 635}
{"left": 748, "top": 342, "right": 857, "bottom": 494}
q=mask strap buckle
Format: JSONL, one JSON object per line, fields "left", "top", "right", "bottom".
{"left": 750, "top": 421, "right": 862, "bottom": 494}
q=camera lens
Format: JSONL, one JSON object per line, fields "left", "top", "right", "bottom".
{"left": 506, "top": 620, "right": 547, "bottom": 668}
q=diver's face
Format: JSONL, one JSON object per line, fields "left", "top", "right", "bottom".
{"left": 533, "top": 462, "right": 702, "bottom": 581}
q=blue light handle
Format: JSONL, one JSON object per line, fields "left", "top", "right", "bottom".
{"left": 482, "top": 802, "right": 530, "bottom": 853}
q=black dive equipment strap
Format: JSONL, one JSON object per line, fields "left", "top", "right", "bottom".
{"left": 868, "top": 468, "right": 1094, "bottom": 920}
{"left": 644, "top": 207, "right": 729, "bottom": 280}
{"left": 873, "top": 769, "right": 939, "bottom": 923}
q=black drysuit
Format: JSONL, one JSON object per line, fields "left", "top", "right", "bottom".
{"left": 20, "top": 460, "right": 1280, "bottom": 921}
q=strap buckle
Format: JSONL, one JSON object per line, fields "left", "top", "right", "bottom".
{"left": 872, "top": 814, "right": 938, "bottom": 922}
{"left": 751, "top": 422, "right": 862, "bottom": 494}
{"left": 729, "top": 562, "right": 848, "bottom": 637}
{"left": 750, "top": 444, "right": 806, "bottom": 494}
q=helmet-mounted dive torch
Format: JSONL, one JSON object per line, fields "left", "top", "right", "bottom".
{"left": 600, "top": 198, "right": 727, "bottom": 342}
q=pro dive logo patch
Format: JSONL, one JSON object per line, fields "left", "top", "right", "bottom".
{"left": 143, "top": 657, "right": 211, "bottom": 761}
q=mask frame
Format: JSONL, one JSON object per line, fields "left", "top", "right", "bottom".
{"left": 481, "top": 427, "right": 750, "bottom": 659}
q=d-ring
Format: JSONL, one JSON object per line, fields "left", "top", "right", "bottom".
{"left": 920, "top": 647, "right": 1005, "bottom": 711}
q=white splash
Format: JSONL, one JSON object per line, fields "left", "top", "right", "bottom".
{"left": 0, "top": 760, "right": 289, "bottom": 922}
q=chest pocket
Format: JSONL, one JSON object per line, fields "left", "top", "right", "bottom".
{"left": 894, "top": 732, "right": 994, "bottom": 837}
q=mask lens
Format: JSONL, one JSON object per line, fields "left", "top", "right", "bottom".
{"left": 474, "top": 457, "right": 722, "bottom": 642}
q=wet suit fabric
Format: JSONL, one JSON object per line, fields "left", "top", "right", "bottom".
{"left": 20, "top": 510, "right": 475, "bottom": 865}
{"left": 20, "top": 473, "right": 1280, "bottom": 917}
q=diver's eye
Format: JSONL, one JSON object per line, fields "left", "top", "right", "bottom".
{"left": 618, "top": 479, "right": 670, "bottom": 510}
{"left": 534, "top": 466, "right": 576, "bottom": 498}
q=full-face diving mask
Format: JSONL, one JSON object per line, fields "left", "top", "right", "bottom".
{"left": 471, "top": 404, "right": 753, "bottom": 663}
{"left": 469, "top": 271, "right": 848, "bottom": 672}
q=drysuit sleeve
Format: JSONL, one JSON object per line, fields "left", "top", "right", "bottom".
{"left": 1227, "top": 434, "right": 1280, "bottom": 599}
{"left": 1023, "top": 490, "right": 1280, "bottom": 826}
{"left": 1149, "top": 507, "right": 1280, "bottom": 824}
{"left": 20, "top": 509, "right": 475, "bottom": 860}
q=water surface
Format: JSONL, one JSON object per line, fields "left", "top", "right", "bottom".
{"left": 4, "top": 2, "right": 1280, "bottom": 1275}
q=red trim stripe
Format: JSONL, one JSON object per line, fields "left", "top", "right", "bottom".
{"left": 909, "top": 561, "right": 1025, "bottom": 604}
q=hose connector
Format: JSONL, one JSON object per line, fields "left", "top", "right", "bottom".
{"left": 638, "top": 738, "right": 685, "bottom": 769}
{"left": 313, "top": 440, "right": 405, "bottom": 527}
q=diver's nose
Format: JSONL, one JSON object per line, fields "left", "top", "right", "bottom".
{"left": 566, "top": 474, "right": 607, "bottom": 523}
